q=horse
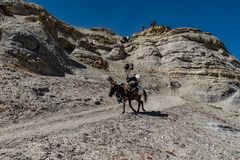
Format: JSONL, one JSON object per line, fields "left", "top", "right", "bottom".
{"left": 109, "top": 82, "right": 147, "bottom": 114}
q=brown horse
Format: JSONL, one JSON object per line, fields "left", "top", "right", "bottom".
{"left": 109, "top": 82, "right": 147, "bottom": 114}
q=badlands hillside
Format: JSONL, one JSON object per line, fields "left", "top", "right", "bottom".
{"left": 0, "top": 0, "right": 240, "bottom": 159}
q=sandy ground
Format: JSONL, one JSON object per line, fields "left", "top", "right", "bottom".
{"left": 0, "top": 92, "right": 240, "bottom": 160}
{"left": 0, "top": 62, "right": 240, "bottom": 159}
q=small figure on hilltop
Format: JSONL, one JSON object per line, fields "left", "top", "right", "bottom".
{"left": 122, "top": 36, "right": 129, "bottom": 42}
{"left": 150, "top": 21, "right": 157, "bottom": 28}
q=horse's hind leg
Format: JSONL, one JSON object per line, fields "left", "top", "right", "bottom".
{"left": 128, "top": 98, "right": 136, "bottom": 113}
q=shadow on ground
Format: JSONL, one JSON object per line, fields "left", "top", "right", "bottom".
{"left": 133, "top": 111, "right": 169, "bottom": 117}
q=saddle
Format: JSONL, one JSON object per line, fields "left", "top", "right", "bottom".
{"left": 127, "top": 84, "right": 144, "bottom": 96}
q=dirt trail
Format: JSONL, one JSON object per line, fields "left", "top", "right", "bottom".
{"left": 0, "top": 95, "right": 186, "bottom": 143}
{"left": 0, "top": 104, "right": 120, "bottom": 142}
{"left": 146, "top": 95, "right": 186, "bottom": 111}
{"left": 1, "top": 94, "right": 240, "bottom": 160}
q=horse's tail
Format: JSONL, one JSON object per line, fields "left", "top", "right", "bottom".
{"left": 143, "top": 89, "right": 147, "bottom": 102}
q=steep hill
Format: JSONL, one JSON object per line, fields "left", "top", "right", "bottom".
{"left": 0, "top": 1, "right": 240, "bottom": 159}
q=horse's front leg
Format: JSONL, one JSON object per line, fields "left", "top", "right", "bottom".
{"left": 137, "top": 96, "right": 141, "bottom": 112}
{"left": 128, "top": 96, "right": 136, "bottom": 113}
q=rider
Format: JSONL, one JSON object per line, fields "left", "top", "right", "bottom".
{"left": 127, "top": 74, "right": 141, "bottom": 92}
{"left": 124, "top": 63, "right": 141, "bottom": 93}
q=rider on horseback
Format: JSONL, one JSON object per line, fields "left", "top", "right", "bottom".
{"left": 124, "top": 63, "right": 142, "bottom": 93}
{"left": 107, "top": 75, "right": 147, "bottom": 114}
{"left": 126, "top": 74, "right": 141, "bottom": 92}
{"left": 106, "top": 63, "right": 145, "bottom": 104}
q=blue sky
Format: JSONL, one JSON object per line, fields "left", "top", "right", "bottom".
{"left": 28, "top": 0, "right": 240, "bottom": 59}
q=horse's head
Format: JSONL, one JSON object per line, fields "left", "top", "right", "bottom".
{"left": 109, "top": 82, "right": 118, "bottom": 97}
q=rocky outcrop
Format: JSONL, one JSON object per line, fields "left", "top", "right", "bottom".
{"left": 0, "top": 0, "right": 125, "bottom": 75}
{"left": 125, "top": 25, "right": 240, "bottom": 113}
{"left": 126, "top": 26, "right": 239, "bottom": 75}
{"left": 0, "top": 18, "right": 74, "bottom": 76}
{"left": 70, "top": 48, "right": 108, "bottom": 70}
{"left": 0, "top": 0, "right": 44, "bottom": 16}
{"left": 0, "top": 1, "right": 77, "bottom": 76}
{"left": 104, "top": 47, "right": 127, "bottom": 60}
{"left": 132, "top": 25, "right": 171, "bottom": 39}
